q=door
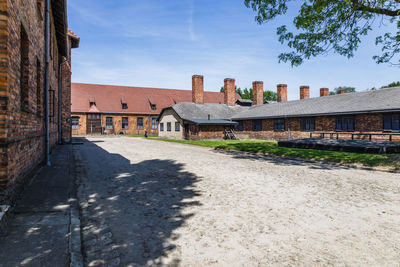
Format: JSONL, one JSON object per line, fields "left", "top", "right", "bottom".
{"left": 184, "top": 124, "right": 189, "bottom": 140}
{"left": 87, "top": 113, "right": 102, "bottom": 134}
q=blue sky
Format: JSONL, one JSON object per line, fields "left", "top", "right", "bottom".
{"left": 68, "top": 0, "right": 399, "bottom": 100}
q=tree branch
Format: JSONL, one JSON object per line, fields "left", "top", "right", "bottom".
{"left": 352, "top": 0, "right": 400, "bottom": 16}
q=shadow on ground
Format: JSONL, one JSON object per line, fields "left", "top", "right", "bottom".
{"left": 77, "top": 138, "right": 202, "bottom": 266}
{"left": 212, "top": 147, "right": 360, "bottom": 171}
{"left": 0, "top": 145, "right": 74, "bottom": 267}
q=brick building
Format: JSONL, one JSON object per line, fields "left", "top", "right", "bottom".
{"left": 0, "top": 0, "right": 79, "bottom": 202}
{"left": 159, "top": 76, "right": 400, "bottom": 141}
{"left": 71, "top": 81, "right": 240, "bottom": 136}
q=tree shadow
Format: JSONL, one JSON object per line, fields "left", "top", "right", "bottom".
{"left": 77, "top": 138, "right": 202, "bottom": 266}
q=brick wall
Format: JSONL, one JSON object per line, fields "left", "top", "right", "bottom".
{"left": 235, "top": 113, "right": 395, "bottom": 141}
{"left": 61, "top": 56, "right": 72, "bottom": 143}
{"left": 0, "top": 0, "right": 70, "bottom": 203}
{"left": 188, "top": 125, "right": 227, "bottom": 140}
{"left": 72, "top": 113, "right": 159, "bottom": 136}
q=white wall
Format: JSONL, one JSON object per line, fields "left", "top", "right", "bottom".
{"left": 158, "top": 113, "right": 183, "bottom": 139}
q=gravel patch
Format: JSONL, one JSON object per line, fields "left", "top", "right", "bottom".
{"left": 75, "top": 136, "right": 400, "bottom": 266}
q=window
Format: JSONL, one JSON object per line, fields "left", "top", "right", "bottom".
{"left": 151, "top": 104, "right": 157, "bottom": 110}
{"left": 89, "top": 101, "right": 96, "bottom": 107}
{"left": 137, "top": 117, "right": 143, "bottom": 129}
{"left": 235, "top": 121, "right": 244, "bottom": 131}
{"left": 152, "top": 118, "right": 157, "bottom": 129}
{"left": 106, "top": 117, "right": 113, "bottom": 129}
{"left": 88, "top": 114, "right": 100, "bottom": 119}
{"left": 122, "top": 103, "right": 128, "bottom": 110}
{"left": 190, "top": 125, "right": 197, "bottom": 135}
{"left": 122, "top": 117, "right": 129, "bottom": 129}
{"left": 300, "top": 118, "right": 315, "bottom": 131}
{"left": 167, "top": 122, "right": 171, "bottom": 132}
{"left": 175, "top": 122, "right": 180, "bottom": 131}
{"left": 71, "top": 117, "right": 79, "bottom": 129}
{"left": 20, "top": 25, "right": 29, "bottom": 112}
{"left": 274, "top": 119, "right": 285, "bottom": 131}
{"left": 36, "top": 58, "right": 41, "bottom": 116}
{"left": 160, "top": 123, "right": 164, "bottom": 131}
{"left": 336, "top": 116, "right": 355, "bottom": 131}
{"left": 253, "top": 120, "right": 262, "bottom": 131}
{"left": 383, "top": 113, "right": 400, "bottom": 131}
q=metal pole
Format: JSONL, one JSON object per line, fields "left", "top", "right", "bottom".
{"left": 45, "top": 0, "right": 50, "bottom": 166}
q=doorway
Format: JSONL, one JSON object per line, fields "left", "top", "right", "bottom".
{"left": 87, "top": 113, "right": 102, "bottom": 134}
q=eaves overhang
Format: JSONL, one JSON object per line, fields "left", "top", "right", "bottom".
{"left": 232, "top": 108, "right": 400, "bottom": 121}
{"left": 52, "top": 0, "right": 69, "bottom": 57}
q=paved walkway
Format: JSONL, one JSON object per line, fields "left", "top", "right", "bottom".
{"left": 0, "top": 144, "right": 82, "bottom": 267}
{"left": 75, "top": 136, "right": 400, "bottom": 266}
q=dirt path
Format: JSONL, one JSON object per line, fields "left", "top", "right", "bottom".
{"left": 75, "top": 136, "right": 400, "bottom": 266}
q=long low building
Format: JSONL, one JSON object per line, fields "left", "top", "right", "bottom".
{"left": 158, "top": 77, "right": 400, "bottom": 141}
{"left": 71, "top": 79, "right": 240, "bottom": 135}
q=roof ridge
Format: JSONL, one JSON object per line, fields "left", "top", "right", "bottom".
{"left": 72, "top": 83, "right": 225, "bottom": 94}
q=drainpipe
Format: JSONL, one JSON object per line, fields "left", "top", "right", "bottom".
{"left": 45, "top": 0, "right": 50, "bottom": 166}
{"left": 58, "top": 58, "right": 68, "bottom": 144}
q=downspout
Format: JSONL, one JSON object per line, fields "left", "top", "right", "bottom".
{"left": 58, "top": 58, "right": 68, "bottom": 144}
{"left": 45, "top": 0, "right": 50, "bottom": 166}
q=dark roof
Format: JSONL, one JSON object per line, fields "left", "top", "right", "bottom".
{"left": 232, "top": 87, "right": 400, "bottom": 120}
{"left": 71, "top": 83, "right": 241, "bottom": 114}
{"left": 186, "top": 119, "right": 238, "bottom": 126}
{"left": 52, "top": 0, "right": 68, "bottom": 57}
{"left": 68, "top": 30, "right": 80, "bottom": 48}
{"left": 170, "top": 102, "right": 247, "bottom": 121}
{"left": 236, "top": 99, "right": 253, "bottom": 104}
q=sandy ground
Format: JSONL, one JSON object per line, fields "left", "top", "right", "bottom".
{"left": 75, "top": 136, "right": 400, "bottom": 266}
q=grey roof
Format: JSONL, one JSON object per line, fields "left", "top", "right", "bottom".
{"left": 186, "top": 119, "right": 238, "bottom": 125}
{"left": 172, "top": 102, "right": 247, "bottom": 121}
{"left": 232, "top": 87, "right": 400, "bottom": 120}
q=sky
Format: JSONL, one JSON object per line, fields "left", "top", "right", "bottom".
{"left": 68, "top": 0, "right": 399, "bottom": 100}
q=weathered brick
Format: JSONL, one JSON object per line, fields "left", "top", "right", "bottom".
{"left": 0, "top": 0, "right": 74, "bottom": 203}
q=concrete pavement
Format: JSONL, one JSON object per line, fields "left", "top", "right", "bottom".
{"left": 0, "top": 144, "right": 83, "bottom": 267}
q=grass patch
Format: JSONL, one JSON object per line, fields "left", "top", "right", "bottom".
{"left": 151, "top": 138, "right": 400, "bottom": 168}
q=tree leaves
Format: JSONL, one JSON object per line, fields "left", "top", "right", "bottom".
{"left": 245, "top": 0, "right": 400, "bottom": 66}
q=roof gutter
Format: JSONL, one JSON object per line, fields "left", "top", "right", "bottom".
{"left": 232, "top": 108, "right": 400, "bottom": 121}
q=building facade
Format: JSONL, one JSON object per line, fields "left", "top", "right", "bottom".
{"left": 159, "top": 77, "right": 400, "bottom": 142}
{"left": 0, "top": 0, "right": 78, "bottom": 202}
{"left": 71, "top": 82, "right": 240, "bottom": 136}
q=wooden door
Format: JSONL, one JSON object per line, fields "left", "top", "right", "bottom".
{"left": 87, "top": 113, "right": 102, "bottom": 134}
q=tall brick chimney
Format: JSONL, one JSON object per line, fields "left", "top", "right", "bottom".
{"left": 192, "top": 75, "right": 204, "bottom": 104}
{"left": 300, "top": 86, "right": 310, "bottom": 100}
{"left": 320, "top": 88, "right": 329, "bottom": 97}
{"left": 224, "top": 78, "right": 236, "bottom": 106}
{"left": 277, "top": 84, "right": 287, "bottom": 103}
{"left": 338, "top": 89, "right": 346, "bottom": 95}
{"left": 252, "top": 81, "right": 264, "bottom": 105}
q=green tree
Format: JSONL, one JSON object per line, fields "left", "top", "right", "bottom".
{"left": 331, "top": 86, "right": 356, "bottom": 95}
{"left": 222, "top": 86, "right": 277, "bottom": 102}
{"left": 244, "top": 0, "right": 400, "bottom": 66}
{"left": 381, "top": 81, "right": 400, "bottom": 88}
{"left": 220, "top": 86, "right": 244, "bottom": 97}
{"left": 264, "top": 90, "right": 277, "bottom": 101}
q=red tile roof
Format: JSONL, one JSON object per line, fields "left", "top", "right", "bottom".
{"left": 68, "top": 29, "right": 79, "bottom": 39}
{"left": 71, "top": 83, "right": 240, "bottom": 114}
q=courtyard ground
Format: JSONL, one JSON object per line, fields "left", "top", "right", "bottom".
{"left": 75, "top": 136, "right": 400, "bottom": 266}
